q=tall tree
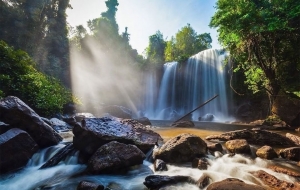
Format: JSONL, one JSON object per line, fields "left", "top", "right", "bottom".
{"left": 146, "top": 31, "right": 166, "bottom": 65}
{"left": 210, "top": 0, "right": 300, "bottom": 109}
{"left": 164, "top": 24, "right": 212, "bottom": 62}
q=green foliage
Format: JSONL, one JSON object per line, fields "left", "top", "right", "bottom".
{"left": 0, "top": 41, "right": 75, "bottom": 116}
{"left": 210, "top": 0, "right": 300, "bottom": 101}
{"left": 164, "top": 24, "right": 212, "bottom": 62}
{"left": 0, "top": 0, "right": 71, "bottom": 86}
{"left": 146, "top": 31, "right": 166, "bottom": 65}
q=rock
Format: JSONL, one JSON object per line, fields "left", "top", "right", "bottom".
{"left": 279, "top": 147, "right": 300, "bottom": 161}
{"left": 135, "top": 117, "right": 152, "bottom": 126}
{"left": 197, "top": 174, "right": 211, "bottom": 189}
{"left": 286, "top": 133, "right": 300, "bottom": 146}
{"left": 87, "top": 141, "right": 145, "bottom": 174}
{"left": 206, "top": 128, "right": 297, "bottom": 146}
{"left": 50, "top": 118, "right": 73, "bottom": 132}
{"left": 192, "top": 158, "right": 209, "bottom": 170}
{"left": 256, "top": 145, "right": 278, "bottom": 160}
{"left": 73, "top": 117, "right": 162, "bottom": 158}
{"left": 271, "top": 90, "right": 300, "bottom": 127}
{"left": 267, "top": 165, "right": 300, "bottom": 177}
{"left": 207, "top": 178, "right": 266, "bottom": 190}
{"left": 225, "top": 139, "right": 252, "bottom": 155}
{"left": 249, "top": 120, "right": 264, "bottom": 126}
{"left": 77, "top": 180, "right": 104, "bottom": 190}
{"left": 104, "top": 182, "right": 123, "bottom": 190}
{"left": 207, "top": 143, "right": 223, "bottom": 153}
{"left": 252, "top": 170, "right": 300, "bottom": 190}
{"left": 198, "top": 114, "right": 214, "bottom": 121}
{"left": 97, "top": 105, "right": 132, "bottom": 119}
{"left": 171, "top": 120, "right": 194, "bottom": 128}
{"left": 154, "top": 159, "right": 168, "bottom": 171}
{"left": 153, "top": 133, "right": 207, "bottom": 163}
{"left": 0, "top": 128, "right": 39, "bottom": 174}
{"left": 143, "top": 175, "right": 196, "bottom": 190}
{"left": 0, "top": 96, "right": 62, "bottom": 147}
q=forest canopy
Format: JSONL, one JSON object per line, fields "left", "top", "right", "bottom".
{"left": 210, "top": 0, "right": 300, "bottom": 105}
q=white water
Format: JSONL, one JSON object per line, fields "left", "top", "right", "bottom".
{"left": 0, "top": 144, "right": 297, "bottom": 190}
{"left": 143, "top": 49, "right": 233, "bottom": 121}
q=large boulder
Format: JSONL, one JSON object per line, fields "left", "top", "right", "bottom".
{"left": 256, "top": 145, "right": 278, "bottom": 160}
{"left": 206, "top": 128, "right": 297, "bottom": 146}
{"left": 225, "top": 139, "right": 252, "bottom": 155}
{"left": 0, "top": 96, "right": 62, "bottom": 147}
{"left": 0, "top": 128, "right": 39, "bottom": 174}
{"left": 87, "top": 141, "right": 145, "bottom": 174}
{"left": 73, "top": 117, "right": 162, "bottom": 157}
{"left": 153, "top": 133, "right": 207, "bottom": 163}
{"left": 207, "top": 178, "right": 266, "bottom": 190}
{"left": 279, "top": 147, "right": 300, "bottom": 161}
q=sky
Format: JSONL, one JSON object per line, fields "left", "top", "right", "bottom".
{"left": 67, "top": 0, "right": 221, "bottom": 55}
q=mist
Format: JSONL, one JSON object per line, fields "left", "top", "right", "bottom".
{"left": 70, "top": 36, "right": 145, "bottom": 116}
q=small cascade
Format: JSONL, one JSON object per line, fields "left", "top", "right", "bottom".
{"left": 143, "top": 49, "right": 233, "bottom": 121}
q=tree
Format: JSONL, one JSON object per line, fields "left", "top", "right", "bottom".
{"left": 0, "top": 0, "right": 72, "bottom": 86}
{"left": 164, "top": 24, "right": 212, "bottom": 62}
{"left": 146, "top": 31, "right": 166, "bottom": 65}
{"left": 210, "top": 0, "right": 300, "bottom": 110}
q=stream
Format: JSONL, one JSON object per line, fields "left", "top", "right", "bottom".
{"left": 0, "top": 121, "right": 299, "bottom": 190}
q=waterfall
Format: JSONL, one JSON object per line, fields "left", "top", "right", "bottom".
{"left": 143, "top": 49, "right": 233, "bottom": 121}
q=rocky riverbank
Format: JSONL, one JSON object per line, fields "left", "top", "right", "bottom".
{"left": 1, "top": 96, "right": 300, "bottom": 190}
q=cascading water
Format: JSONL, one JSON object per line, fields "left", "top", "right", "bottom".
{"left": 143, "top": 49, "right": 233, "bottom": 121}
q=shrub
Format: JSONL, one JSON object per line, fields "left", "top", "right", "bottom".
{"left": 0, "top": 40, "right": 76, "bottom": 116}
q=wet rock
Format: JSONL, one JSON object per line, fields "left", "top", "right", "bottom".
{"left": 207, "top": 178, "right": 266, "bottom": 190}
{"left": 286, "top": 133, "right": 300, "bottom": 146}
{"left": 50, "top": 118, "right": 73, "bottom": 132}
{"left": 192, "top": 157, "right": 209, "bottom": 170}
{"left": 171, "top": 120, "right": 194, "bottom": 128}
{"left": 135, "top": 117, "right": 152, "bottom": 126}
{"left": 73, "top": 117, "right": 162, "bottom": 157}
{"left": 98, "top": 105, "right": 132, "bottom": 119}
{"left": 198, "top": 114, "right": 214, "bottom": 121}
{"left": 77, "top": 180, "right": 104, "bottom": 190}
{"left": 256, "top": 145, "right": 278, "bottom": 160}
{"left": 153, "top": 133, "right": 207, "bottom": 163}
{"left": 252, "top": 170, "right": 300, "bottom": 190}
{"left": 225, "top": 139, "right": 252, "bottom": 155}
{"left": 279, "top": 147, "right": 300, "bottom": 161}
{"left": 87, "top": 141, "right": 145, "bottom": 174}
{"left": 207, "top": 143, "right": 223, "bottom": 153}
{"left": 154, "top": 159, "right": 168, "bottom": 171}
{"left": 0, "top": 96, "right": 62, "bottom": 147}
{"left": 206, "top": 128, "right": 297, "bottom": 146}
{"left": 197, "top": 174, "right": 211, "bottom": 189}
{"left": 0, "top": 128, "right": 39, "bottom": 174}
{"left": 143, "top": 175, "right": 196, "bottom": 190}
{"left": 267, "top": 165, "right": 300, "bottom": 177}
